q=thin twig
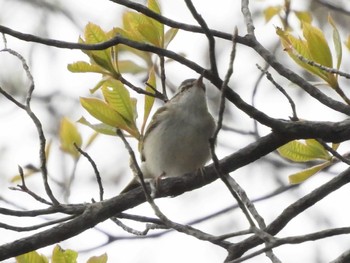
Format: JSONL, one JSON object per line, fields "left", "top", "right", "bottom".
{"left": 159, "top": 55, "right": 167, "bottom": 99}
{"left": 184, "top": 0, "right": 218, "bottom": 76}
{"left": 256, "top": 64, "right": 298, "bottom": 120}
{"left": 118, "top": 74, "right": 165, "bottom": 100}
{"left": 0, "top": 48, "right": 59, "bottom": 205}
{"left": 74, "top": 143, "right": 104, "bottom": 201}
{"left": 9, "top": 166, "right": 52, "bottom": 205}
{"left": 0, "top": 215, "right": 77, "bottom": 232}
{"left": 229, "top": 226, "right": 350, "bottom": 263}
{"left": 241, "top": 0, "right": 255, "bottom": 35}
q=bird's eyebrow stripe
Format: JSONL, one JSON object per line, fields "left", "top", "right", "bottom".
{"left": 179, "top": 79, "right": 196, "bottom": 92}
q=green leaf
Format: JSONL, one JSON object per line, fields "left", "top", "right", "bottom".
{"left": 147, "top": 0, "right": 164, "bottom": 47}
{"left": 142, "top": 67, "right": 157, "bottom": 135}
{"left": 289, "top": 161, "right": 331, "bottom": 184}
{"left": 67, "top": 61, "right": 107, "bottom": 74}
{"left": 294, "top": 11, "right": 312, "bottom": 24}
{"left": 328, "top": 15, "right": 342, "bottom": 71}
{"left": 52, "top": 245, "right": 78, "bottom": 263}
{"left": 263, "top": 6, "right": 282, "bottom": 23}
{"left": 117, "top": 60, "right": 147, "bottom": 74}
{"left": 59, "top": 117, "right": 82, "bottom": 159}
{"left": 80, "top": 97, "right": 128, "bottom": 128}
{"left": 332, "top": 143, "right": 340, "bottom": 151}
{"left": 276, "top": 26, "right": 337, "bottom": 87}
{"left": 276, "top": 27, "right": 321, "bottom": 77}
{"left": 78, "top": 117, "right": 117, "bottom": 136}
{"left": 164, "top": 28, "right": 178, "bottom": 48}
{"left": 16, "top": 251, "right": 48, "bottom": 263}
{"left": 89, "top": 77, "right": 109, "bottom": 94}
{"left": 101, "top": 82, "right": 136, "bottom": 124}
{"left": 87, "top": 253, "right": 108, "bottom": 263}
{"left": 278, "top": 139, "right": 330, "bottom": 162}
{"left": 81, "top": 23, "right": 115, "bottom": 73}
{"left": 305, "top": 139, "right": 332, "bottom": 159}
{"left": 345, "top": 35, "right": 350, "bottom": 51}
{"left": 122, "top": 8, "right": 163, "bottom": 47}
{"left": 302, "top": 22, "right": 333, "bottom": 68}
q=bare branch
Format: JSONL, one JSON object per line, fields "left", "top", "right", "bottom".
{"left": 0, "top": 48, "right": 59, "bottom": 205}
{"left": 74, "top": 143, "right": 104, "bottom": 201}
{"left": 185, "top": 0, "right": 218, "bottom": 76}
{"left": 256, "top": 64, "right": 298, "bottom": 120}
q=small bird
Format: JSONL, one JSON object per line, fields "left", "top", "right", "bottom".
{"left": 121, "top": 75, "right": 216, "bottom": 193}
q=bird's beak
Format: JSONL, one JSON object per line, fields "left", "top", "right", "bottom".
{"left": 196, "top": 74, "right": 205, "bottom": 90}
{"left": 197, "top": 75, "right": 203, "bottom": 85}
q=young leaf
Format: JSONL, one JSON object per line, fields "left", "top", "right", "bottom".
{"left": 302, "top": 22, "right": 333, "bottom": 68}
{"left": 59, "top": 117, "right": 82, "bottom": 159}
{"left": 147, "top": 0, "right": 164, "bottom": 47}
{"left": 289, "top": 161, "right": 332, "bottom": 184}
{"left": 164, "top": 28, "right": 179, "bottom": 48}
{"left": 328, "top": 15, "right": 342, "bottom": 71}
{"left": 332, "top": 143, "right": 340, "bottom": 151}
{"left": 117, "top": 60, "right": 147, "bottom": 74}
{"left": 82, "top": 23, "right": 115, "bottom": 73}
{"left": 305, "top": 139, "right": 331, "bottom": 160}
{"left": 278, "top": 139, "right": 330, "bottom": 162}
{"left": 52, "top": 245, "right": 78, "bottom": 263}
{"left": 141, "top": 67, "right": 157, "bottom": 135}
{"left": 276, "top": 27, "right": 323, "bottom": 78}
{"left": 276, "top": 26, "right": 337, "bottom": 88}
{"left": 80, "top": 98, "right": 139, "bottom": 138}
{"left": 67, "top": 61, "right": 107, "bottom": 74}
{"left": 263, "top": 6, "right": 282, "bottom": 23}
{"left": 345, "top": 35, "right": 350, "bottom": 51}
{"left": 16, "top": 250, "right": 48, "bottom": 263}
{"left": 80, "top": 97, "right": 128, "bottom": 128}
{"left": 90, "top": 77, "right": 109, "bottom": 94}
{"left": 122, "top": 7, "right": 163, "bottom": 47}
{"left": 294, "top": 11, "right": 312, "bottom": 24}
{"left": 78, "top": 117, "right": 117, "bottom": 136}
{"left": 87, "top": 253, "right": 108, "bottom": 263}
{"left": 101, "top": 82, "right": 137, "bottom": 124}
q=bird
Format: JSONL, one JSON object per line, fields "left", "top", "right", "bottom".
{"left": 121, "top": 75, "right": 216, "bottom": 193}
